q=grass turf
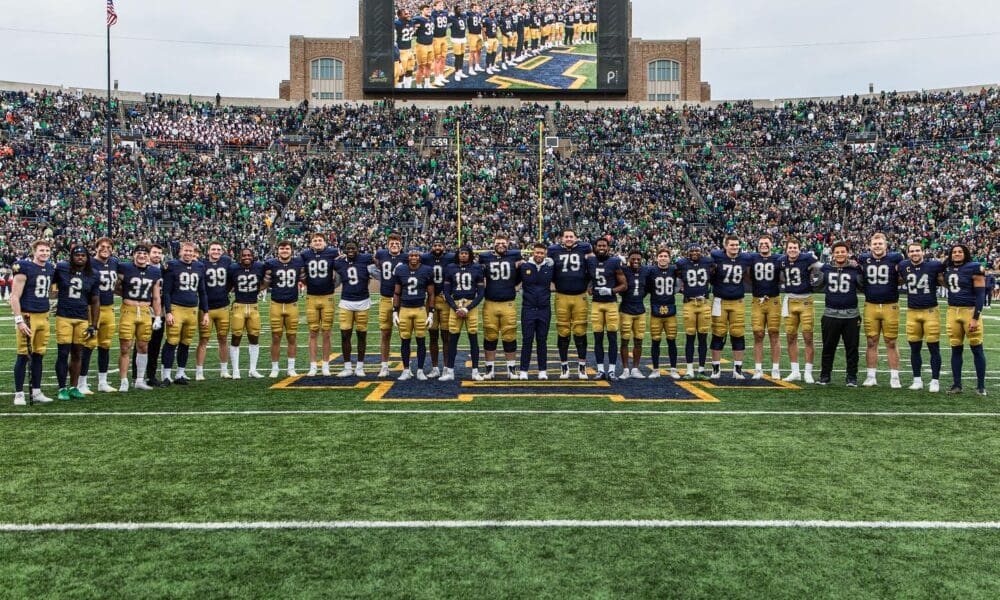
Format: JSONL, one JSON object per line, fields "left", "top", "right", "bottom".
{"left": 1, "top": 296, "right": 999, "bottom": 597}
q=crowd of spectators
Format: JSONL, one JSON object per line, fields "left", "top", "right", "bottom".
{"left": 2, "top": 85, "right": 997, "bottom": 268}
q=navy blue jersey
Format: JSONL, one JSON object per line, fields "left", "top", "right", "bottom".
{"left": 899, "top": 259, "right": 944, "bottom": 310}
{"left": 432, "top": 9, "right": 450, "bottom": 37}
{"left": 466, "top": 11, "right": 482, "bottom": 34}
{"left": 483, "top": 17, "right": 498, "bottom": 38}
{"left": 300, "top": 247, "right": 339, "bottom": 296}
{"left": 518, "top": 259, "right": 554, "bottom": 310}
{"left": 619, "top": 265, "right": 649, "bottom": 315}
{"left": 478, "top": 249, "right": 521, "bottom": 302}
{"left": 675, "top": 256, "right": 714, "bottom": 300}
{"left": 588, "top": 254, "right": 623, "bottom": 303}
{"left": 547, "top": 242, "right": 592, "bottom": 295}
{"left": 228, "top": 262, "right": 265, "bottom": 305}
{"left": 394, "top": 263, "right": 435, "bottom": 308}
{"left": 264, "top": 257, "right": 304, "bottom": 304}
{"left": 945, "top": 262, "right": 985, "bottom": 307}
{"left": 859, "top": 252, "right": 904, "bottom": 304}
{"left": 12, "top": 260, "right": 55, "bottom": 313}
{"left": 334, "top": 254, "right": 374, "bottom": 302}
{"left": 710, "top": 250, "right": 753, "bottom": 300}
{"left": 779, "top": 252, "right": 818, "bottom": 294}
{"left": 395, "top": 18, "right": 415, "bottom": 50}
{"left": 531, "top": 11, "right": 542, "bottom": 27}
{"left": 750, "top": 253, "right": 783, "bottom": 297}
{"left": 202, "top": 256, "right": 233, "bottom": 310}
{"left": 54, "top": 262, "right": 99, "bottom": 320}
{"left": 118, "top": 262, "right": 162, "bottom": 303}
{"left": 375, "top": 249, "right": 407, "bottom": 298}
{"left": 162, "top": 259, "right": 208, "bottom": 312}
{"left": 646, "top": 264, "right": 678, "bottom": 317}
{"left": 413, "top": 16, "right": 434, "bottom": 45}
{"left": 820, "top": 264, "right": 863, "bottom": 310}
{"left": 444, "top": 263, "right": 486, "bottom": 307}
{"left": 92, "top": 256, "right": 119, "bottom": 306}
{"left": 449, "top": 14, "right": 467, "bottom": 38}
{"left": 499, "top": 16, "right": 513, "bottom": 34}
{"left": 421, "top": 252, "right": 456, "bottom": 297}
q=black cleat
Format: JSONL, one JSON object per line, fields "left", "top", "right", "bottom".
{"left": 977, "top": 387, "right": 988, "bottom": 397}
{"left": 818, "top": 376, "right": 831, "bottom": 386}
{"left": 158, "top": 378, "right": 172, "bottom": 388}
{"left": 147, "top": 377, "right": 160, "bottom": 387}
{"left": 947, "top": 385, "right": 963, "bottom": 395}
{"left": 607, "top": 370, "right": 618, "bottom": 381}
{"left": 845, "top": 378, "right": 858, "bottom": 388}
{"left": 595, "top": 371, "right": 607, "bottom": 380}
{"left": 174, "top": 377, "right": 190, "bottom": 386}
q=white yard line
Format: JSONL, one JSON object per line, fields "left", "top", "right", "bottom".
{"left": 3, "top": 409, "right": 1000, "bottom": 418}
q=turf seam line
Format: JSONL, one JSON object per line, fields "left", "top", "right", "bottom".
{"left": 4, "top": 410, "right": 1000, "bottom": 418}
{"left": 4, "top": 519, "right": 1000, "bottom": 532}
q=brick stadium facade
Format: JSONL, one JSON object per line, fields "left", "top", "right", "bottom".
{"left": 280, "top": 2, "right": 709, "bottom": 102}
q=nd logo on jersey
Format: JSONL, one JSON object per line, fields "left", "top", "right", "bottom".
{"left": 273, "top": 351, "right": 798, "bottom": 403}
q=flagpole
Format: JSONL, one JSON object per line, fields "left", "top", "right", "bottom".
{"left": 105, "top": 17, "right": 113, "bottom": 238}
{"left": 537, "top": 121, "right": 543, "bottom": 243}
{"left": 456, "top": 121, "right": 462, "bottom": 247}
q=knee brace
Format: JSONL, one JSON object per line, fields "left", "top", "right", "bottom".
{"left": 484, "top": 339, "right": 498, "bottom": 352}
{"left": 710, "top": 335, "right": 726, "bottom": 351}
{"left": 731, "top": 336, "right": 746, "bottom": 352}
{"left": 502, "top": 340, "right": 517, "bottom": 353}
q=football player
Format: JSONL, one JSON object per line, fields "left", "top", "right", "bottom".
{"left": 332, "top": 241, "right": 376, "bottom": 378}
{"left": 778, "top": 237, "right": 823, "bottom": 383}
{"left": 482, "top": 8, "right": 501, "bottom": 74}
{"left": 588, "top": 238, "right": 627, "bottom": 380}
{"left": 943, "top": 244, "right": 987, "bottom": 396}
{"left": 675, "top": 243, "right": 714, "bottom": 380}
{"left": 813, "top": 241, "right": 864, "bottom": 387}
{"left": 749, "top": 235, "right": 783, "bottom": 380}
{"left": 709, "top": 235, "right": 754, "bottom": 379}
{"left": 898, "top": 242, "right": 945, "bottom": 392}
{"left": 227, "top": 248, "right": 266, "bottom": 379}
{"left": 431, "top": 0, "right": 450, "bottom": 86}
{"left": 422, "top": 240, "right": 456, "bottom": 378}
{"left": 160, "top": 241, "right": 209, "bottom": 386}
{"left": 478, "top": 233, "right": 522, "bottom": 379}
{"left": 117, "top": 245, "right": 163, "bottom": 391}
{"left": 465, "top": 3, "right": 484, "bottom": 74}
{"left": 196, "top": 241, "right": 232, "bottom": 380}
{"left": 375, "top": 233, "right": 407, "bottom": 377}
{"left": 619, "top": 250, "right": 649, "bottom": 379}
{"left": 518, "top": 243, "right": 554, "bottom": 379}
{"left": 548, "top": 228, "right": 593, "bottom": 380}
{"left": 442, "top": 245, "right": 486, "bottom": 381}
{"left": 413, "top": 5, "right": 436, "bottom": 88}
{"left": 646, "top": 247, "right": 680, "bottom": 379}
{"left": 144, "top": 244, "right": 167, "bottom": 385}
{"left": 859, "top": 233, "right": 905, "bottom": 388}
{"left": 301, "top": 232, "right": 339, "bottom": 377}
{"left": 53, "top": 245, "right": 101, "bottom": 400}
{"left": 11, "top": 240, "right": 55, "bottom": 405}
{"left": 263, "top": 240, "right": 305, "bottom": 378}
{"left": 84, "top": 237, "right": 119, "bottom": 394}
{"left": 393, "top": 249, "right": 436, "bottom": 380}
{"left": 395, "top": 9, "right": 417, "bottom": 88}
{"left": 449, "top": 5, "right": 469, "bottom": 81}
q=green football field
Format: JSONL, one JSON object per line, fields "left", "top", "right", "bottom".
{"left": 1, "top": 296, "right": 999, "bottom": 598}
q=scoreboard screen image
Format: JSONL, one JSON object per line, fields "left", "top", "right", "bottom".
{"left": 363, "top": 0, "right": 628, "bottom": 93}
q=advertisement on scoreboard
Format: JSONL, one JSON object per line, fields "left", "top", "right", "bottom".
{"left": 363, "top": 0, "right": 628, "bottom": 93}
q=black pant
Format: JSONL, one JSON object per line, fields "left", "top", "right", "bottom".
{"left": 133, "top": 326, "right": 165, "bottom": 381}
{"left": 821, "top": 315, "right": 860, "bottom": 380}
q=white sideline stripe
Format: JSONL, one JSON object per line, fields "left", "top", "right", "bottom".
{"left": 3, "top": 519, "right": 1000, "bottom": 532}
{"left": 4, "top": 409, "right": 1000, "bottom": 418}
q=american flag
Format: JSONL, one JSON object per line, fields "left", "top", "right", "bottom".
{"left": 106, "top": 0, "right": 118, "bottom": 27}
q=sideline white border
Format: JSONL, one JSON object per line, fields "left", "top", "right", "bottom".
{"left": 3, "top": 409, "right": 1000, "bottom": 418}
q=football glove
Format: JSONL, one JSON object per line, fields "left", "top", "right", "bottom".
{"left": 152, "top": 316, "right": 163, "bottom": 331}
{"left": 368, "top": 264, "right": 381, "bottom": 279}
{"left": 595, "top": 286, "right": 612, "bottom": 296}
{"left": 392, "top": 312, "right": 400, "bottom": 327}
{"left": 542, "top": 257, "right": 554, "bottom": 267}
{"left": 83, "top": 326, "right": 98, "bottom": 340}
{"left": 425, "top": 312, "right": 434, "bottom": 328}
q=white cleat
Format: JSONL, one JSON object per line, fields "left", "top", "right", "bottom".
{"left": 220, "top": 371, "right": 232, "bottom": 379}
{"left": 783, "top": 372, "right": 802, "bottom": 383}
{"left": 77, "top": 383, "right": 94, "bottom": 396}
{"left": 518, "top": 371, "right": 529, "bottom": 380}
{"left": 483, "top": 368, "right": 495, "bottom": 381}
{"left": 306, "top": 366, "right": 318, "bottom": 377}
{"left": 416, "top": 369, "right": 428, "bottom": 381}
{"left": 355, "top": 365, "right": 366, "bottom": 378}
{"left": 248, "top": 370, "right": 264, "bottom": 379}
{"left": 195, "top": 373, "right": 206, "bottom": 382}
{"left": 337, "top": 366, "right": 354, "bottom": 378}
{"left": 13, "top": 393, "right": 27, "bottom": 406}
{"left": 287, "top": 370, "right": 298, "bottom": 377}
{"left": 771, "top": 369, "right": 781, "bottom": 379}
{"left": 631, "top": 368, "right": 645, "bottom": 379}
{"left": 863, "top": 376, "right": 878, "bottom": 387}
{"left": 619, "top": 369, "right": 630, "bottom": 380}
{"left": 31, "top": 391, "right": 54, "bottom": 404}
{"left": 752, "top": 371, "right": 763, "bottom": 380}
{"left": 134, "top": 380, "right": 153, "bottom": 391}
{"left": 709, "top": 371, "right": 722, "bottom": 380}
{"left": 98, "top": 382, "right": 116, "bottom": 393}
{"left": 270, "top": 368, "right": 281, "bottom": 378}
{"left": 428, "top": 367, "right": 441, "bottom": 379}
{"left": 508, "top": 369, "right": 518, "bottom": 381}
{"left": 577, "top": 365, "right": 588, "bottom": 380}
{"left": 670, "top": 369, "right": 681, "bottom": 380}
{"left": 119, "top": 380, "right": 130, "bottom": 393}
{"left": 803, "top": 372, "right": 815, "bottom": 384}
{"left": 890, "top": 377, "right": 901, "bottom": 390}
{"left": 538, "top": 370, "right": 549, "bottom": 380}
{"left": 928, "top": 380, "right": 940, "bottom": 393}
{"left": 559, "top": 366, "right": 571, "bottom": 380}
{"left": 471, "top": 369, "right": 484, "bottom": 381}
{"left": 909, "top": 380, "right": 923, "bottom": 391}
{"left": 322, "top": 365, "right": 332, "bottom": 377}
{"left": 648, "top": 368, "right": 660, "bottom": 379}
{"left": 439, "top": 369, "right": 455, "bottom": 382}
{"left": 378, "top": 365, "right": 391, "bottom": 378}
{"left": 231, "top": 370, "right": 241, "bottom": 380}
{"left": 398, "top": 369, "right": 413, "bottom": 381}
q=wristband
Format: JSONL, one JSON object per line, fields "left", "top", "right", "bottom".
{"left": 14, "top": 315, "right": 24, "bottom": 325}
{"left": 393, "top": 306, "right": 400, "bottom": 313}
{"left": 428, "top": 308, "right": 435, "bottom": 313}
{"left": 973, "top": 311, "right": 981, "bottom": 320}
